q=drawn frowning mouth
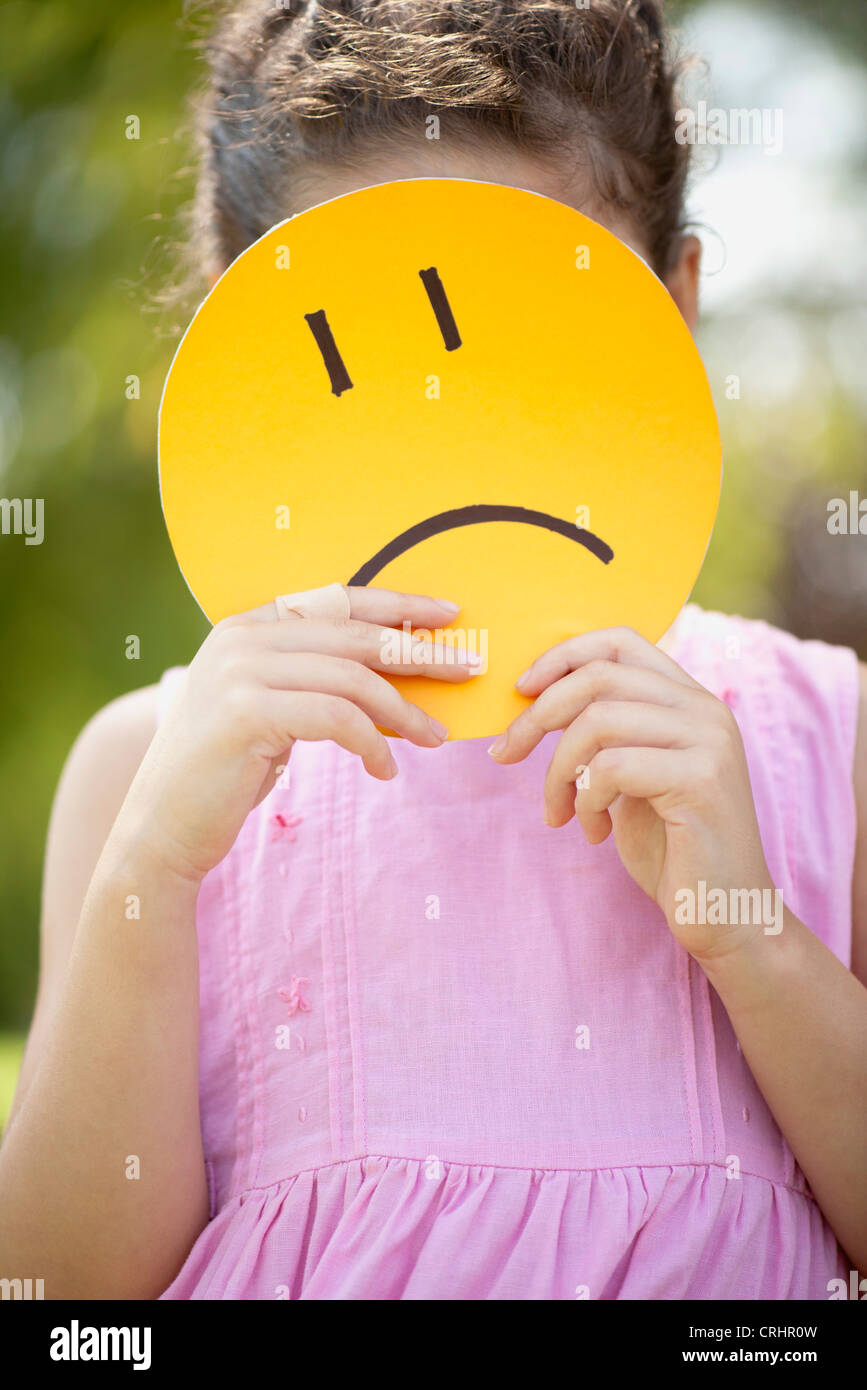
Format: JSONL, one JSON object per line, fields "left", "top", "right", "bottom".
{"left": 303, "top": 274, "right": 615, "bottom": 588}
{"left": 347, "top": 504, "right": 614, "bottom": 586}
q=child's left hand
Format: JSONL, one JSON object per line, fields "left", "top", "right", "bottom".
{"left": 488, "top": 626, "right": 776, "bottom": 962}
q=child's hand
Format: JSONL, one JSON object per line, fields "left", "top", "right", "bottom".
{"left": 488, "top": 627, "right": 774, "bottom": 962}
{"left": 114, "top": 586, "right": 474, "bottom": 885}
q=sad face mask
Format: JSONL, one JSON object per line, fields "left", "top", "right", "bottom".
{"left": 159, "top": 178, "right": 721, "bottom": 739}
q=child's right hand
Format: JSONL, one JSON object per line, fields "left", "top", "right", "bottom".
{"left": 112, "top": 585, "right": 476, "bottom": 884}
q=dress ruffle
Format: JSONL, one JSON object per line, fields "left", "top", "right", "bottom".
{"left": 160, "top": 1156, "right": 845, "bottom": 1300}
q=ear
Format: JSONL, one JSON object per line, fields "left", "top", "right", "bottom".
{"left": 664, "top": 234, "right": 702, "bottom": 333}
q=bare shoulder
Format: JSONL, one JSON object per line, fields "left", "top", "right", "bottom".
{"left": 40, "top": 683, "right": 164, "bottom": 959}
{"left": 63, "top": 678, "right": 159, "bottom": 774}
{"left": 6, "top": 684, "right": 163, "bottom": 1129}
{"left": 41, "top": 686, "right": 161, "bottom": 927}
{"left": 54, "top": 683, "right": 160, "bottom": 816}
{"left": 852, "top": 662, "right": 867, "bottom": 987}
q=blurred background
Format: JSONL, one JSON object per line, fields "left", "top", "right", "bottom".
{"left": 0, "top": 0, "right": 865, "bottom": 1123}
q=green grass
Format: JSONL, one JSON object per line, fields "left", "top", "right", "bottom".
{"left": 0, "top": 1034, "right": 26, "bottom": 1134}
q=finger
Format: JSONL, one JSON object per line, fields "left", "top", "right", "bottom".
{"left": 345, "top": 586, "right": 461, "bottom": 628}
{"left": 260, "top": 615, "right": 483, "bottom": 683}
{"left": 544, "top": 701, "right": 690, "bottom": 826}
{"left": 258, "top": 651, "right": 448, "bottom": 745}
{"left": 572, "top": 798, "right": 613, "bottom": 845}
{"left": 221, "top": 585, "right": 347, "bottom": 626}
{"left": 492, "top": 660, "right": 697, "bottom": 763}
{"left": 275, "top": 582, "right": 351, "bottom": 622}
{"left": 573, "top": 746, "right": 689, "bottom": 838}
{"left": 264, "top": 690, "right": 398, "bottom": 780}
{"left": 222, "top": 585, "right": 461, "bottom": 629}
{"left": 515, "top": 625, "right": 704, "bottom": 697}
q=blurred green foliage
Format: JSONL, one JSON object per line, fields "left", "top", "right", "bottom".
{"left": 0, "top": 1035, "right": 25, "bottom": 1131}
{"left": 0, "top": 1, "right": 208, "bottom": 1033}
{"left": 0, "top": 0, "right": 865, "bottom": 1070}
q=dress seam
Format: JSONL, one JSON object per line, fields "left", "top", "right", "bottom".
{"left": 244, "top": 825, "right": 268, "bottom": 1191}
{"left": 220, "top": 843, "right": 254, "bottom": 1199}
{"left": 676, "top": 946, "right": 703, "bottom": 1162}
{"left": 834, "top": 644, "right": 859, "bottom": 970}
{"left": 771, "top": 634, "right": 800, "bottom": 1188}
{"left": 340, "top": 752, "right": 367, "bottom": 1155}
{"left": 320, "top": 745, "right": 344, "bottom": 1159}
{"left": 669, "top": 610, "right": 710, "bottom": 1164}
{"left": 692, "top": 620, "right": 726, "bottom": 1162}
{"left": 224, "top": 1151, "right": 816, "bottom": 1201}
{"left": 694, "top": 958, "right": 725, "bottom": 1159}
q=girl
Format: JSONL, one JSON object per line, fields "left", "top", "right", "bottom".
{"left": 1, "top": 0, "right": 865, "bottom": 1301}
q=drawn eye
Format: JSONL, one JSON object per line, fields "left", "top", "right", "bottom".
{"left": 419, "top": 267, "right": 462, "bottom": 351}
{"left": 304, "top": 310, "right": 353, "bottom": 397}
{"left": 305, "top": 267, "right": 461, "bottom": 396}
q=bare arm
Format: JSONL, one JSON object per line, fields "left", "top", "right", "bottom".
{"left": 6, "top": 686, "right": 160, "bottom": 1132}
{"left": 0, "top": 586, "right": 473, "bottom": 1298}
{"left": 697, "top": 662, "right": 867, "bottom": 1273}
{"left": 701, "top": 909, "right": 867, "bottom": 1272}
{"left": 493, "top": 630, "right": 867, "bottom": 1271}
{"left": 0, "top": 687, "right": 209, "bottom": 1299}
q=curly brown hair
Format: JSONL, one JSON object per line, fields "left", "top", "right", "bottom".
{"left": 188, "top": 0, "right": 692, "bottom": 281}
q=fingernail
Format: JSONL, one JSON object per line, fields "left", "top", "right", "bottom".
{"left": 487, "top": 736, "right": 507, "bottom": 758}
{"left": 543, "top": 808, "right": 554, "bottom": 826}
{"left": 427, "top": 716, "right": 449, "bottom": 741}
{"left": 515, "top": 667, "right": 532, "bottom": 689}
{"left": 433, "top": 598, "right": 460, "bottom": 613}
{"left": 386, "top": 750, "right": 399, "bottom": 777}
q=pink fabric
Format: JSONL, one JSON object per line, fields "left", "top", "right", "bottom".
{"left": 158, "top": 605, "right": 858, "bottom": 1300}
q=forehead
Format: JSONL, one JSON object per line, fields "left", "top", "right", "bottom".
{"left": 290, "top": 143, "right": 650, "bottom": 262}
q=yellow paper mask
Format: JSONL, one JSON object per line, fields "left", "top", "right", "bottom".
{"left": 159, "top": 178, "right": 721, "bottom": 739}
